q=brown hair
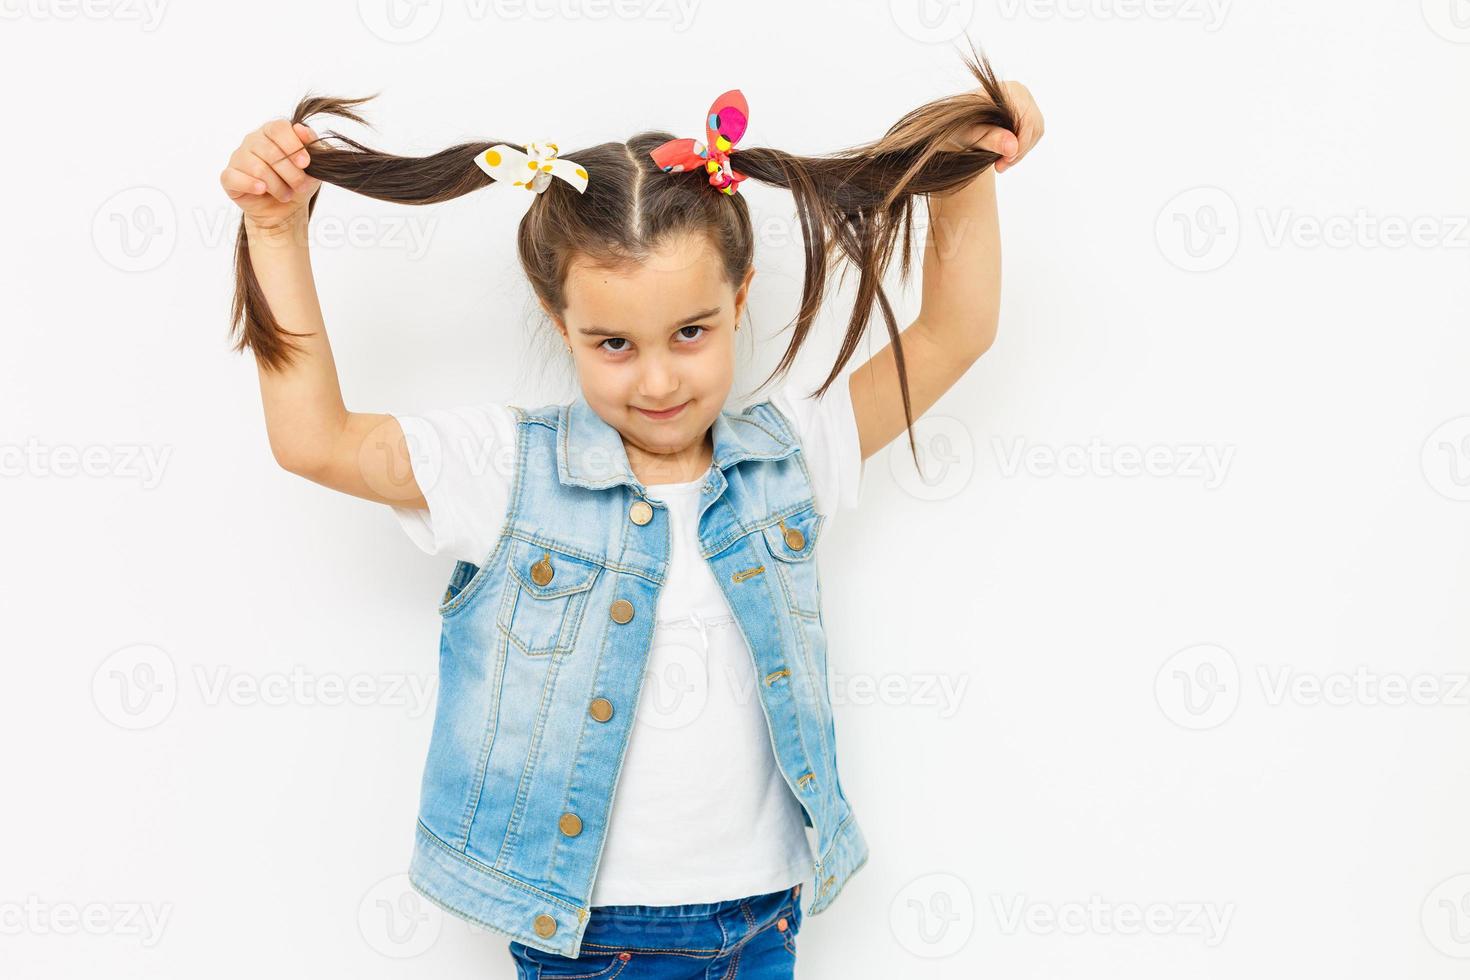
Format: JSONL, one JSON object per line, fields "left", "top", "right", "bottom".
{"left": 231, "top": 41, "right": 1016, "bottom": 463}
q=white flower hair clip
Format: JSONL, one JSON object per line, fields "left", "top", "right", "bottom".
{"left": 473, "top": 140, "right": 589, "bottom": 195}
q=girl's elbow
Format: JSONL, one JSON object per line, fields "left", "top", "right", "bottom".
{"left": 271, "top": 441, "right": 322, "bottom": 478}
{"left": 970, "top": 320, "right": 999, "bottom": 359}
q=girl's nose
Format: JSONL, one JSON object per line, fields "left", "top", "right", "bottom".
{"left": 638, "top": 362, "right": 679, "bottom": 399}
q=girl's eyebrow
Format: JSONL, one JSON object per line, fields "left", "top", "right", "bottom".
{"left": 579, "top": 306, "right": 722, "bottom": 337}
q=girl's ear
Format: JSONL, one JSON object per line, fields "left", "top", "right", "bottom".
{"left": 733, "top": 265, "right": 755, "bottom": 323}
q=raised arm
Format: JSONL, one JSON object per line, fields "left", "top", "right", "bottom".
{"left": 222, "top": 118, "right": 426, "bottom": 509}
{"left": 848, "top": 81, "right": 1043, "bottom": 462}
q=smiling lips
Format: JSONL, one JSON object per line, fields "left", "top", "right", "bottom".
{"left": 635, "top": 401, "right": 689, "bottom": 420}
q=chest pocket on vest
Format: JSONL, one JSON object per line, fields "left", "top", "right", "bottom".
{"left": 499, "top": 540, "right": 602, "bottom": 656}
{"left": 760, "top": 506, "right": 826, "bottom": 618}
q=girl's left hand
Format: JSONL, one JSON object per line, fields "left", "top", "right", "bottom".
{"left": 957, "top": 80, "right": 1044, "bottom": 174}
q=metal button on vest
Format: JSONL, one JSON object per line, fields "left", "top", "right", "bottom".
{"left": 588, "top": 697, "right": 614, "bottom": 722}
{"left": 609, "top": 599, "right": 634, "bottom": 624}
{"left": 530, "top": 553, "right": 554, "bottom": 586}
{"left": 629, "top": 500, "right": 653, "bottom": 525}
{"left": 559, "top": 812, "right": 582, "bottom": 837}
{"left": 533, "top": 913, "right": 557, "bottom": 937}
{"left": 783, "top": 525, "right": 806, "bottom": 551}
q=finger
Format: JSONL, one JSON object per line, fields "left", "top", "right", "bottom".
{"left": 257, "top": 122, "right": 313, "bottom": 188}
{"left": 292, "top": 123, "right": 321, "bottom": 163}
{"left": 994, "top": 116, "right": 1042, "bottom": 173}
{"left": 236, "top": 144, "right": 295, "bottom": 203}
{"left": 246, "top": 134, "right": 309, "bottom": 200}
{"left": 220, "top": 167, "right": 267, "bottom": 200}
{"left": 972, "top": 127, "right": 1020, "bottom": 162}
{"left": 1012, "top": 112, "right": 1044, "bottom": 163}
{"left": 997, "top": 145, "right": 1029, "bottom": 173}
{"left": 264, "top": 117, "right": 312, "bottom": 169}
{"left": 1007, "top": 130, "right": 1039, "bottom": 168}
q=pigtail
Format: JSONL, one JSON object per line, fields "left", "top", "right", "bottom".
{"left": 730, "top": 39, "right": 1018, "bottom": 464}
{"left": 229, "top": 92, "right": 521, "bottom": 371}
{"left": 230, "top": 46, "right": 1017, "bottom": 476}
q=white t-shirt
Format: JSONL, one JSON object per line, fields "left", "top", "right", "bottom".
{"left": 389, "top": 379, "right": 865, "bottom": 905}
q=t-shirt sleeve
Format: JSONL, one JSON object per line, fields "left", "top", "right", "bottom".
{"left": 767, "top": 375, "right": 866, "bottom": 527}
{"left": 387, "top": 403, "right": 517, "bottom": 566}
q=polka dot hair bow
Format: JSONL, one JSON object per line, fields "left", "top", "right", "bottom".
{"left": 474, "top": 140, "right": 589, "bottom": 195}
{"left": 649, "top": 90, "right": 750, "bottom": 196}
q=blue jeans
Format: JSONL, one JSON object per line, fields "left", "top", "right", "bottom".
{"left": 508, "top": 884, "right": 804, "bottom": 979}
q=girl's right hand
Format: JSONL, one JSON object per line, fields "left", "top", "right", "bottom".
{"left": 220, "top": 119, "right": 322, "bottom": 229}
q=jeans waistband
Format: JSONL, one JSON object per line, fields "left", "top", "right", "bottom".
{"left": 589, "top": 885, "right": 797, "bottom": 919}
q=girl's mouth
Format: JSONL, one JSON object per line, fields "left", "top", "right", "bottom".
{"left": 634, "top": 400, "right": 689, "bottom": 421}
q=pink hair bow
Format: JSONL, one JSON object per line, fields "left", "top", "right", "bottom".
{"left": 649, "top": 90, "right": 750, "bottom": 196}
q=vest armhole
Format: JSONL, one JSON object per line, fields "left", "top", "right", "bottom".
{"left": 502, "top": 404, "right": 532, "bottom": 537}
{"left": 457, "top": 403, "right": 530, "bottom": 574}
{"left": 745, "top": 400, "right": 820, "bottom": 512}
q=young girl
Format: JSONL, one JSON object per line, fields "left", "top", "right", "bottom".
{"left": 221, "top": 45, "right": 1039, "bottom": 978}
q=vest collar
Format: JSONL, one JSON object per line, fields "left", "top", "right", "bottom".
{"left": 556, "top": 393, "right": 797, "bottom": 491}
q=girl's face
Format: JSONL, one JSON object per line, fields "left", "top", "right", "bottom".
{"left": 554, "top": 232, "right": 754, "bottom": 479}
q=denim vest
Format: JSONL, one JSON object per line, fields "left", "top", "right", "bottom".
{"left": 407, "top": 393, "right": 869, "bottom": 957}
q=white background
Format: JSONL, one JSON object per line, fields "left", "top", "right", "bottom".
{"left": 3, "top": 0, "right": 1469, "bottom": 976}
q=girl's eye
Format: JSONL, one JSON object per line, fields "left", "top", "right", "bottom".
{"left": 597, "top": 326, "right": 706, "bottom": 354}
